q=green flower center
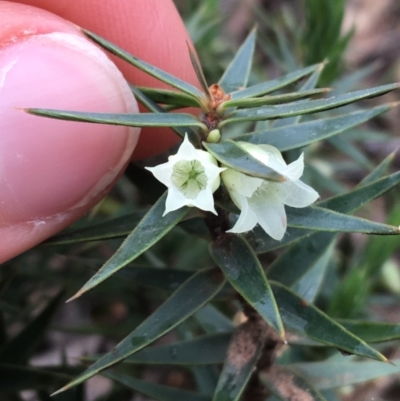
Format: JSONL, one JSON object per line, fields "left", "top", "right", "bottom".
{"left": 172, "top": 160, "right": 208, "bottom": 199}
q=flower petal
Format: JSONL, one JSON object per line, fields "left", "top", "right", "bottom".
{"left": 164, "top": 185, "right": 190, "bottom": 215}
{"left": 284, "top": 153, "right": 304, "bottom": 181}
{"left": 175, "top": 133, "right": 199, "bottom": 160}
{"left": 273, "top": 179, "right": 319, "bottom": 207}
{"left": 145, "top": 163, "right": 173, "bottom": 187}
{"left": 226, "top": 192, "right": 258, "bottom": 233}
{"left": 249, "top": 188, "right": 287, "bottom": 240}
{"left": 193, "top": 186, "right": 218, "bottom": 214}
{"left": 222, "top": 169, "right": 263, "bottom": 198}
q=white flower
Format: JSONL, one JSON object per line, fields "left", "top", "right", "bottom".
{"left": 146, "top": 134, "right": 225, "bottom": 216}
{"left": 221, "top": 142, "right": 319, "bottom": 240}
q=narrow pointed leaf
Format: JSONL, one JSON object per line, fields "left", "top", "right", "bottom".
{"left": 319, "top": 171, "right": 400, "bottom": 213}
{"left": 357, "top": 151, "right": 394, "bottom": 187}
{"left": 233, "top": 105, "right": 391, "bottom": 150}
{"left": 328, "top": 135, "right": 374, "bottom": 169}
{"left": 268, "top": 232, "right": 335, "bottom": 287}
{"left": 212, "top": 321, "right": 268, "bottom": 401}
{"left": 0, "top": 291, "right": 64, "bottom": 364}
{"left": 260, "top": 366, "right": 328, "bottom": 401}
{"left": 123, "top": 333, "right": 232, "bottom": 365}
{"left": 104, "top": 371, "right": 210, "bottom": 401}
{"left": 222, "top": 83, "right": 399, "bottom": 125}
{"left": 194, "top": 305, "right": 234, "bottom": 334}
{"left": 230, "top": 64, "right": 321, "bottom": 100}
{"left": 210, "top": 234, "right": 284, "bottom": 337}
{"left": 129, "top": 86, "right": 200, "bottom": 145}
{"left": 286, "top": 205, "right": 400, "bottom": 234}
{"left": 135, "top": 86, "right": 200, "bottom": 106}
{"left": 290, "top": 358, "right": 400, "bottom": 390}
{"left": 27, "top": 108, "right": 205, "bottom": 129}
{"left": 219, "top": 28, "right": 256, "bottom": 93}
{"left": 83, "top": 29, "right": 204, "bottom": 99}
{"left": 117, "top": 267, "right": 194, "bottom": 292}
{"left": 291, "top": 243, "right": 334, "bottom": 302}
{"left": 338, "top": 320, "right": 400, "bottom": 343}
{"left": 70, "top": 192, "right": 189, "bottom": 299}
{"left": 270, "top": 282, "right": 387, "bottom": 362}
{"left": 249, "top": 171, "right": 400, "bottom": 253}
{"left": 187, "top": 44, "right": 211, "bottom": 98}
{"left": 269, "top": 61, "right": 326, "bottom": 129}
{"left": 203, "top": 141, "right": 284, "bottom": 181}
{"left": 45, "top": 212, "right": 145, "bottom": 245}
{"left": 56, "top": 268, "right": 225, "bottom": 394}
{"left": 221, "top": 88, "right": 330, "bottom": 110}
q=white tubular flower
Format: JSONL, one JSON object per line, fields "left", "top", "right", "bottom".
{"left": 146, "top": 134, "right": 225, "bottom": 216}
{"left": 222, "top": 142, "right": 319, "bottom": 240}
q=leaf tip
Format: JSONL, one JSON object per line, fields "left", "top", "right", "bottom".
{"left": 50, "top": 385, "right": 68, "bottom": 397}
{"left": 66, "top": 291, "right": 83, "bottom": 303}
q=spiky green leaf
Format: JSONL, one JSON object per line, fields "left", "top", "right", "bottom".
{"left": 203, "top": 140, "right": 284, "bottom": 181}
{"left": 210, "top": 234, "right": 284, "bottom": 337}
{"left": 233, "top": 105, "right": 392, "bottom": 150}
{"left": 222, "top": 83, "right": 399, "bottom": 125}
{"left": 69, "top": 192, "right": 188, "bottom": 300}
{"left": 54, "top": 268, "right": 225, "bottom": 394}
{"left": 83, "top": 29, "right": 204, "bottom": 99}
{"left": 26, "top": 108, "right": 205, "bottom": 129}
{"left": 220, "top": 88, "right": 330, "bottom": 110}
{"left": 271, "top": 282, "right": 387, "bottom": 361}
{"left": 230, "top": 64, "right": 322, "bottom": 100}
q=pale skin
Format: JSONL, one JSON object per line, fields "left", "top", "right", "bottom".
{"left": 0, "top": 0, "right": 201, "bottom": 263}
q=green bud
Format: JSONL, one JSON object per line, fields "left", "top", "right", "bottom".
{"left": 207, "top": 129, "right": 221, "bottom": 143}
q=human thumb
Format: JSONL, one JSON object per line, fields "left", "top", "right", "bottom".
{"left": 0, "top": 3, "right": 140, "bottom": 263}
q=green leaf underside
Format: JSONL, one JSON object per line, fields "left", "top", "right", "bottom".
{"left": 45, "top": 212, "right": 146, "bottom": 245}
{"left": 0, "top": 291, "right": 64, "bottom": 364}
{"left": 130, "top": 86, "right": 199, "bottom": 143}
{"left": 123, "top": 332, "right": 232, "bottom": 365}
{"left": 83, "top": 29, "right": 204, "bottom": 99}
{"left": 116, "top": 319, "right": 400, "bottom": 366}
{"left": 338, "top": 320, "right": 400, "bottom": 343}
{"left": 56, "top": 268, "right": 225, "bottom": 394}
{"left": 286, "top": 205, "right": 399, "bottom": 234}
{"left": 267, "top": 172, "right": 400, "bottom": 289}
{"left": 267, "top": 232, "right": 337, "bottom": 289}
{"left": 218, "top": 28, "right": 256, "bottom": 93}
{"left": 248, "top": 171, "right": 400, "bottom": 253}
{"left": 103, "top": 371, "right": 210, "bottom": 401}
{"left": 261, "top": 366, "right": 328, "bottom": 401}
{"left": 203, "top": 141, "right": 284, "bottom": 181}
{"left": 270, "top": 282, "right": 386, "bottom": 361}
{"left": 233, "top": 105, "right": 391, "bottom": 150}
{"left": 27, "top": 109, "right": 205, "bottom": 129}
{"left": 221, "top": 88, "right": 329, "bottom": 109}
{"left": 210, "top": 234, "right": 284, "bottom": 337}
{"left": 291, "top": 243, "right": 334, "bottom": 303}
{"left": 329, "top": 135, "right": 374, "bottom": 169}
{"left": 212, "top": 324, "right": 266, "bottom": 401}
{"left": 290, "top": 358, "right": 400, "bottom": 390}
{"left": 230, "top": 63, "right": 321, "bottom": 99}
{"left": 70, "top": 192, "right": 189, "bottom": 299}
{"left": 221, "top": 83, "right": 399, "bottom": 125}
{"left": 117, "top": 267, "right": 194, "bottom": 292}
{"left": 135, "top": 86, "right": 200, "bottom": 107}
{"left": 268, "top": 61, "right": 326, "bottom": 129}
{"left": 358, "top": 151, "right": 394, "bottom": 187}
{"left": 0, "top": 364, "right": 71, "bottom": 392}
